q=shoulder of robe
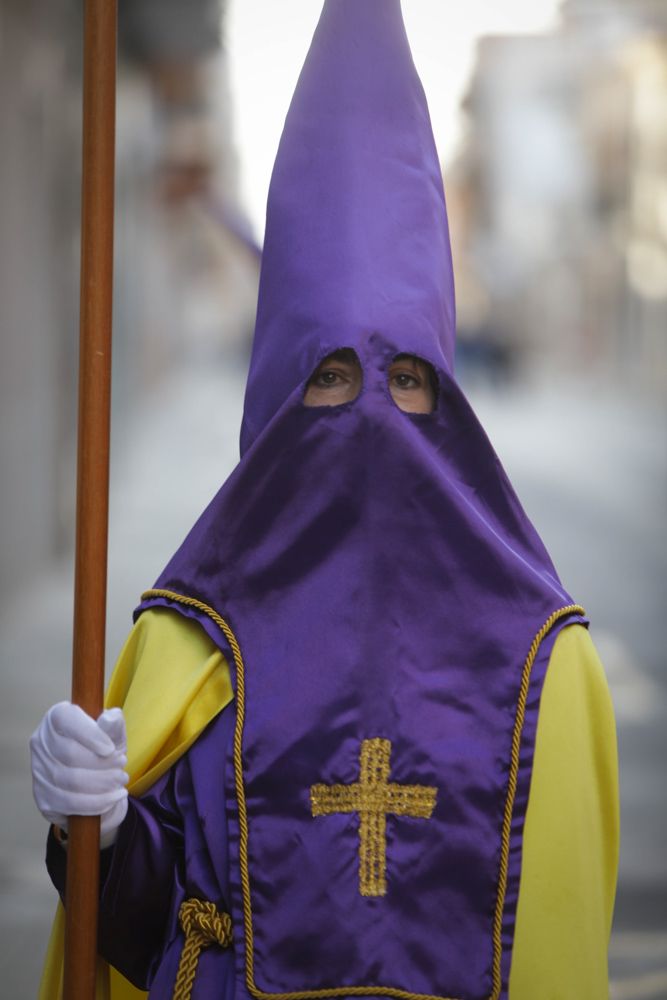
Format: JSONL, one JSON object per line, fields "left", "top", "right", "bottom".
{"left": 540, "top": 622, "right": 619, "bottom": 809}
{"left": 105, "top": 606, "right": 222, "bottom": 703}
{"left": 546, "top": 622, "right": 617, "bottom": 730}
{"left": 105, "top": 606, "right": 234, "bottom": 795}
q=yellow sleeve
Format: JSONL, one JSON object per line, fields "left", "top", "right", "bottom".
{"left": 105, "top": 605, "right": 234, "bottom": 796}
{"left": 509, "top": 624, "right": 619, "bottom": 999}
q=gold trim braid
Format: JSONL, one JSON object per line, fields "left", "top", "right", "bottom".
{"left": 140, "top": 589, "right": 254, "bottom": 994}
{"left": 489, "top": 603, "right": 585, "bottom": 998}
{"left": 141, "top": 589, "right": 584, "bottom": 1000}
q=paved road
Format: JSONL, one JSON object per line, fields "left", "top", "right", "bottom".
{"left": 1, "top": 361, "right": 664, "bottom": 997}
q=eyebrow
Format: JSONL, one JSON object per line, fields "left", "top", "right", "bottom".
{"left": 317, "top": 348, "right": 360, "bottom": 366}
{"left": 392, "top": 353, "right": 424, "bottom": 365}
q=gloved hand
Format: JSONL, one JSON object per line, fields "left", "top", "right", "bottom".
{"left": 30, "top": 701, "right": 129, "bottom": 849}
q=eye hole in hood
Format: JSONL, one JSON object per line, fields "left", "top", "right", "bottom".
{"left": 387, "top": 354, "right": 438, "bottom": 414}
{"left": 303, "top": 348, "right": 362, "bottom": 409}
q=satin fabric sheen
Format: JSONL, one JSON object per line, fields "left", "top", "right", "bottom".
{"left": 44, "top": 613, "right": 616, "bottom": 999}
{"left": 41, "top": 1, "right": 595, "bottom": 996}
{"left": 137, "top": 2, "right": 586, "bottom": 997}
{"left": 240, "top": 0, "right": 455, "bottom": 455}
{"left": 137, "top": 359, "right": 586, "bottom": 1000}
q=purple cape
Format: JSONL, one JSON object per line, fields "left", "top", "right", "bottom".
{"left": 135, "top": 2, "right": 586, "bottom": 998}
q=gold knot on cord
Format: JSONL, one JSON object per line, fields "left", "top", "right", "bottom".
{"left": 173, "top": 898, "right": 233, "bottom": 1000}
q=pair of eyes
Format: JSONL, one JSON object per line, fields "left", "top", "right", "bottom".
{"left": 314, "top": 367, "right": 419, "bottom": 390}
{"left": 303, "top": 350, "right": 437, "bottom": 414}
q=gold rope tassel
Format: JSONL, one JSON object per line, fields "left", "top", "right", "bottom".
{"left": 173, "top": 898, "right": 233, "bottom": 1000}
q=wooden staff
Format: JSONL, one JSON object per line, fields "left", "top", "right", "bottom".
{"left": 64, "top": 1, "right": 117, "bottom": 997}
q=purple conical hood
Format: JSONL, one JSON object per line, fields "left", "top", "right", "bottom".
{"left": 241, "top": 0, "right": 455, "bottom": 454}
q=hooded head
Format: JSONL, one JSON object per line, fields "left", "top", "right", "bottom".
{"left": 240, "top": 0, "right": 455, "bottom": 455}
{"left": 141, "top": 5, "right": 584, "bottom": 998}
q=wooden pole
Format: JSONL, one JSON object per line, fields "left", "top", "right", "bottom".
{"left": 64, "top": 1, "right": 117, "bottom": 997}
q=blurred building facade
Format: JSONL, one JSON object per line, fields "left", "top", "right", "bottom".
{"left": 0, "top": 0, "right": 259, "bottom": 602}
{"left": 448, "top": 0, "right": 667, "bottom": 392}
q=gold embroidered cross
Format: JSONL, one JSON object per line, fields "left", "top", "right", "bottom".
{"left": 309, "top": 738, "right": 437, "bottom": 897}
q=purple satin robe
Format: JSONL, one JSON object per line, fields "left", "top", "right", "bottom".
{"left": 48, "top": 2, "right": 589, "bottom": 998}
{"left": 46, "top": 613, "right": 568, "bottom": 999}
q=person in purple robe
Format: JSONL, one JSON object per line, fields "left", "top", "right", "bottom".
{"left": 31, "top": 3, "right": 619, "bottom": 999}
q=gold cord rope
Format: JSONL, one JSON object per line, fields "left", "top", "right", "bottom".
{"left": 489, "top": 603, "right": 584, "bottom": 998}
{"left": 141, "top": 588, "right": 583, "bottom": 1000}
{"left": 173, "top": 898, "right": 233, "bottom": 1000}
{"left": 141, "top": 590, "right": 254, "bottom": 990}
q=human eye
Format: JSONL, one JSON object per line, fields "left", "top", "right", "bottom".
{"left": 314, "top": 368, "right": 345, "bottom": 387}
{"left": 391, "top": 371, "right": 420, "bottom": 389}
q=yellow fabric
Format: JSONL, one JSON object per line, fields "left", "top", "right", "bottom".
{"left": 40, "top": 612, "right": 618, "bottom": 1000}
{"left": 510, "top": 623, "right": 619, "bottom": 998}
{"left": 39, "top": 608, "right": 234, "bottom": 1000}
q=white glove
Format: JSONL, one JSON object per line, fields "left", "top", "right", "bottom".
{"left": 30, "top": 701, "right": 129, "bottom": 849}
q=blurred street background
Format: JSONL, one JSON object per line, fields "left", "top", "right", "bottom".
{"left": 1, "top": 0, "right": 666, "bottom": 996}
